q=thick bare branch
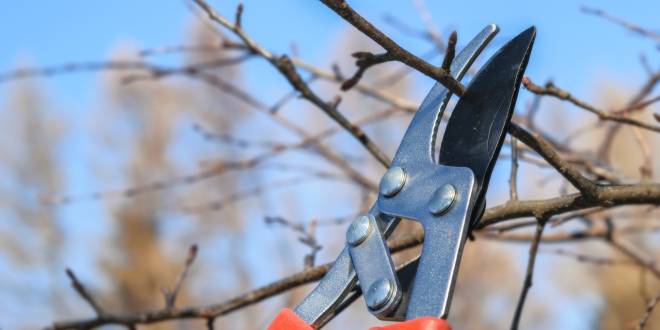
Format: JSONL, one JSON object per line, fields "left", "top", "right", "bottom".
{"left": 478, "top": 184, "right": 660, "bottom": 228}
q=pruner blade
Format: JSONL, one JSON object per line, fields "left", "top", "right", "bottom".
{"left": 439, "top": 26, "right": 536, "bottom": 224}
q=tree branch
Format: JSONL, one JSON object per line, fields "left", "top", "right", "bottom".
{"left": 637, "top": 291, "right": 660, "bottom": 330}
{"left": 441, "top": 31, "right": 457, "bottom": 73}
{"left": 50, "top": 180, "right": 660, "bottom": 329}
{"left": 478, "top": 184, "right": 660, "bottom": 228}
{"left": 581, "top": 7, "right": 660, "bottom": 42}
{"left": 522, "top": 77, "right": 660, "bottom": 134}
{"left": 163, "top": 244, "right": 198, "bottom": 309}
{"left": 192, "top": 0, "right": 392, "bottom": 167}
{"left": 508, "top": 122, "right": 600, "bottom": 198}
{"left": 319, "top": 0, "right": 465, "bottom": 96}
{"left": 608, "top": 237, "right": 660, "bottom": 278}
{"left": 510, "top": 218, "right": 546, "bottom": 330}
{"left": 65, "top": 268, "right": 105, "bottom": 317}
{"left": 509, "top": 136, "right": 520, "bottom": 201}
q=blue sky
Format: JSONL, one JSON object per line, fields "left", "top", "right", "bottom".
{"left": 1, "top": 0, "right": 658, "bottom": 102}
{"left": 0, "top": 0, "right": 658, "bottom": 328}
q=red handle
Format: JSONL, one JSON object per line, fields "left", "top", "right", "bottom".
{"left": 268, "top": 309, "right": 451, "bottom": 330}
{"left": 369, "top": 318, "right": 451, "bottom": 330}
{"left": 268, "top": 308, "right": 312, "bottom": 330}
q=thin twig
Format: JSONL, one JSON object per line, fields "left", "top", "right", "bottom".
{"left": 302, "top": 220, "right": 321, "bottom": 269}
{"left": 613, "top": 95, "right": 660, "bottom": 115}
{"left": 510, "top": 218, "right": 546, "bottom": 330}
{"left": 182, "top": 176, "right": 342, "bottom": 214}
{"left": 597, "top": 71, "right": 660, "bottom": 161}
{"left": 581, "top": 7, "right": 660, "bottom": 42}
{"left": 509, "top": 136, "right": 519, "bottom": 201}
{"left": 639, "top": 269, "right": 651, "bottom": 302}
{"left": 192, "top": 123, "right": 283, "bottom": 149}
{"left": 523, "top": 77, "right": 660, "bottom": 134}
{"left": 65, "top": 268, "right": 104, "bottom": 316}
{"left": 637, "top": 291, "right": 660, "bottom": 330}
{"left": 206, "top": 317, "right": 216, "bottom": 330}
{"left": 0, "top": 61, "right": 151, "bottom": 82}
{"left": 410, "top": 0, "right": 446, "bottom": 47}
{"left": 265, "top": 216, "right": 323, "bottom": 269}
{"left": 441, "top": 31, "right": 457, "bottom": 74}
{"left": 541, "top": 248, "right": 632, "bottom": 266}
{"left": 630, "top": 125, "right": 654, "bottom": 180}
{"left": 608, "top": 237, "right": 660, "bottom": 278}
{"left": 163, "top": 245, "right": 198, "bottom": 309}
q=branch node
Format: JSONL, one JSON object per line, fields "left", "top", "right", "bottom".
{"left": 235, "top": 3, "right": 244, "bottom": 28}
{"left": 341, "top": 52, "right": 392, "bottom": 91}
{"left": 441, "top": 31, "right": 457, "bottom": 74}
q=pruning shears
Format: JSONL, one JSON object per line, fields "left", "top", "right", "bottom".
{"left": 269, "top": 24, "right": 536, "bottom": 330}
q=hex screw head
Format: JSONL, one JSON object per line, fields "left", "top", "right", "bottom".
{"left": 380, "top": 167, "right": 407, "bottom": 197}
{"left": 346, "top": 214, "right": 374, "bottom": 246}
{"left": 428, "top": 184, "right": 457, "bottom": 215}
{"left": 366, "top": 278, "right": 394, "bottom": 310}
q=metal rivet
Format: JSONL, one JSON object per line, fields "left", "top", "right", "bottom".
{"left": 366, "top": 278, "right": 394, "bottom": 310}
{"left": 428, "top": 184, "right": 457, "bottom": 215}
{"left": 346, "top": 214, "right": 374, "bottom": 246}
{"left": 380, "top": 167, "right": 407, "bottom": 197}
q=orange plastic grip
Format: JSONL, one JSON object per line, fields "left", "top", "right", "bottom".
{"left": 268, "top": 309, "right": 451, "bottom": 330}
{"left": 268, "top": 308, "right": 313, "bottom": 330}
{"left": 369, "top": 317, "right": 452, "bottom": 330}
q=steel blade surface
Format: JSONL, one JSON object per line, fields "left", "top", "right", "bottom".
{"left": 438, "top": 27, "right": 536, "bottom": 192}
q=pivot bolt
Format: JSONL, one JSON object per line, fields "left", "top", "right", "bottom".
{"left": 366, "top": 278, "right": 395, "bottom": 310}
{"left": 429, "top": 184, "right": 457, "bottom": 215}
{"left": 346, "top": 214, "right": 374, "bottom": 246}
{"left": 380, "top": 167, "right": 407, "bottom": 197}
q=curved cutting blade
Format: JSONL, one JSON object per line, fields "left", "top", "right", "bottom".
{"left": 438, "top": 26, "right": 536, "bottom": 197}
